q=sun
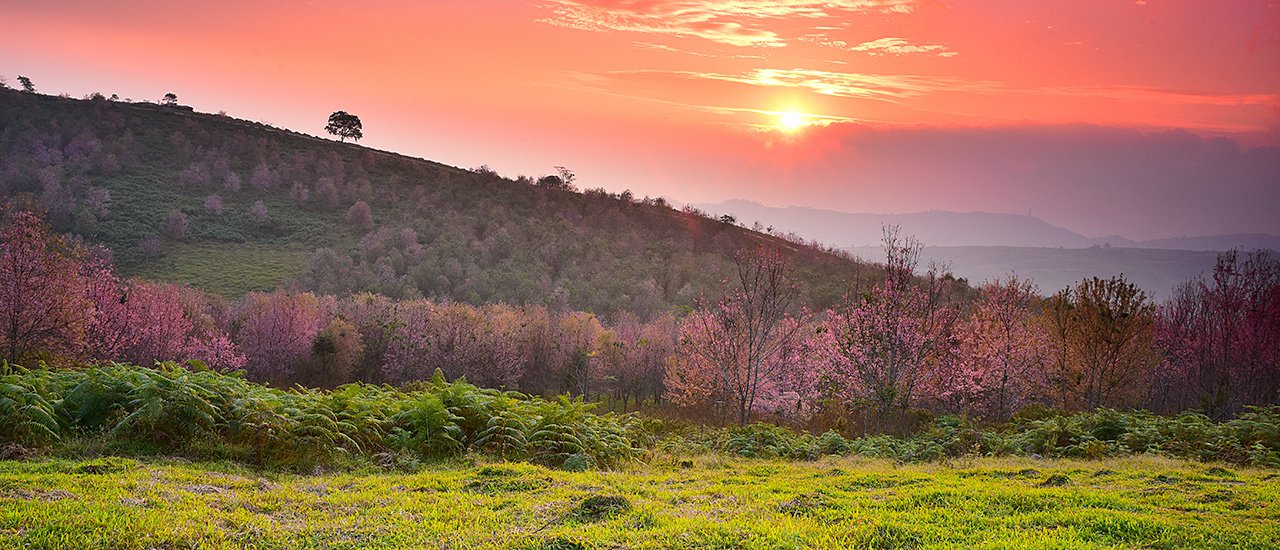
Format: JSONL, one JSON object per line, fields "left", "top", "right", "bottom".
{"left": 777, "top": 111, "right": 808, "bottom": 132}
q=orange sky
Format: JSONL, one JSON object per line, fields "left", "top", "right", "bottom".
{"left": 4, "top": 0, "right": 1279, "bottom": 239}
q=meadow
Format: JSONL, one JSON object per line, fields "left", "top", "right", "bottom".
{"left": 1, "top": 455, "right": 1276, "bottom": 549}
{"left": 3, "top": 364, "right": 1279, "bottom": 548}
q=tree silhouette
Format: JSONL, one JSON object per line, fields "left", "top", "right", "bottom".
{"left": 17, "top": 75, "right": 34, "bottom": 93}
{"left": 325, "top": 111, "right": 363, "bottom": 142}
{"left": 162, "top": 92, "right": 178, "bottom": 106}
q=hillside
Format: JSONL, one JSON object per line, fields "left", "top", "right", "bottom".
{"left": 0, "top": 90, "right": 869, "bottom": 315}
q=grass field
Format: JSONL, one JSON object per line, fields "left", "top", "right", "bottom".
{"left": 2, "top": 456, "right": 1276, "bottom": 549}
{"left": 127, "top": 242, "right": 311, "bottom": 296}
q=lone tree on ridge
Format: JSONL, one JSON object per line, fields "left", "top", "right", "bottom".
{"left": 325, "top": 111, "right": 363, "bottom": 142}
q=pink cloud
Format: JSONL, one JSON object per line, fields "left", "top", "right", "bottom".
{"left": 539, "top": 0, "right": 917, "bottom": 47}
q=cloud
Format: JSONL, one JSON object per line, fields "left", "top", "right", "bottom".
{"left": 805, "top": 36, "right": 957, "bottom": 57}
{"left": 641, "top": 68, "right": 999, "bottom": 100}
{"left": 1039, "top": 85, "right": 1276, "bottom": 108}
{"left": 849, "top": 37, "right": 958, "bottom": 57}
{"left": 539, "top": 0, "right": 916, "bottom": 47}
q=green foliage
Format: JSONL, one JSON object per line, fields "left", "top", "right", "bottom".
{"left": 0, "top": 362, "right": 640, "bottom": 469}
{"left": 0, "top": 368, "right": 63, "bottom": 446}
{"left": 639, "top": 409, "right": 1280, "bottom": 467}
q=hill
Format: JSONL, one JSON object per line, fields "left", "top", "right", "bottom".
{"left": 0, "top": 90, "right": 869, "bottom": 315}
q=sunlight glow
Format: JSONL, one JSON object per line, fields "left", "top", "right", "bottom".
{"left": 778, "top": 111, "right": 808, "bottom": 132}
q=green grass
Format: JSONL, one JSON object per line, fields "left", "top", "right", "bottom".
{"left": 127, "top": 242, "right": 310, "bottom": 296}
{"left": 2, "top": 456, "right": 1276, "bottom": 548}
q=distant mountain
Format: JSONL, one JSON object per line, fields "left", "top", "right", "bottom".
{"left": 1129, "top": 234, "right": 1280, "bottom": 252}
{"left": 845, "top": 246, "right": 1220, "bottom": 300}
{"left": 695, "top": 200, "right": 1097, "bottom": 248}
{"left": 699, "top": 200, "right": 1279, "bottom": 252}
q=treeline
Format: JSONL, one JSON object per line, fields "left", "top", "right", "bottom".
{"left": 4, "top": 209, "right": 1277, "bottom": 436}
{"left": 1, "top": 209, "right": 671, "bottom": 404}
{"left": 666, "top": 235, "right": 1279, "bottom": 433}
{"left": 0, "top": 88, "right": 864, "bottom": 315}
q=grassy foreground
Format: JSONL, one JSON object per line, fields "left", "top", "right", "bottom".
{"left": 1, "top": 456, "right": 1276, "bottom": 549}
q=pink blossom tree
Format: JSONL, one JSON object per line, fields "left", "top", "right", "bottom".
{"left": 185, "top": 334, "right": 248, "bottom": 372}
{"left": 249, "top": 201, "right": 269, "bottom": 225}
{"left": 819, "top": 228, "right": 958, "bottom": 432}
{"left": 0, "top": 210, "right": 93, "bottom": 365}
{"left": 346, "top": 200, "right": 373, "bottom": 231}
{"left": 946, "top": 275, "right": 1050, "bottom": 421}
{"left": 234, "top": 291, "right": 324, "bottom": 383}
{"left": 121, "top": 283, "right": 195, "bottom": 365}
{"left": 666, "top": 246, "right": 810, "bottom": 425}
{"left": 1155, "top": 250, "right": 1280, "bottom": 418}
{"left": 203, "top": 195, "right": 224, "bottom": 215}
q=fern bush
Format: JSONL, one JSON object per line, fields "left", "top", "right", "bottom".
{"left": 2, "top": 363, "right": 1277, "bottom": 468}
{"left": 0, "top": 368, "right": 64, "bottom": 446}
{"left": 0, "top": 363, "right": 641, "bottom": 469}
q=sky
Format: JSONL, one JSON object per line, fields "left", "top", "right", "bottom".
{"left": 4, "top": 0, "right": 1279, "bottom": 240}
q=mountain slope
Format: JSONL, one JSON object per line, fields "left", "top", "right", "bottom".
{"left": 0, "top": 90, "right": 868, "bottom": 315}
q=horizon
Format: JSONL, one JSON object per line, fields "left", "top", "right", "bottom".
{"left": 5, "top": 0, "right": 1279, "bottom": 240}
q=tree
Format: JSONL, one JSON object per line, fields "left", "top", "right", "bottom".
{"left": 346, "top": 200, "right": 373, "bottom": 231}
{"left": 666, "top": 246, "right": 810, "bottom": 425}
{"left": 536, "top": 166, "right": 576, "bottom": 190}
{"left": 1039, "top": 275, "right": 1159, "bottom": 411}
{"left": 203, "top": 195, "right": 224, "bottom": 215}
{"left": 161, "top": 92, "right": 178, "bottom": 106}
{"left": 163, "top": 210, "right": 189, "bottom": 240}
{"left": 1154, "top": 250, "right": 1280, "bottom": 418}
{"left": 249, "top": 201, "right": 269, "bottom": 225}
{"left": 819, "top": 227, "right": 957, "bottom": 433}
{"left": 17, "top": 75, "right": 34, "bottom": 93}
{"left": 0, "top": 210, "right": 93, "bottom": 364}
{"left": 303, "top": 318, "right": 363, "bottom": 388}
{"left": 325, "top": 111, "right": 363, "bottom": 142}
{"left": 947, "top": 276, "right": 1050, "bottom": 421}
{"left": 234, "top": 291, "right": 324, "bottom": 383}
{"left": 249, "top": 163, "right": 276, "bottom": 192}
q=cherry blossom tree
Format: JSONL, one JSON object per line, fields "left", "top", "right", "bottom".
{"left": 347, "top": 200, "right": 373, "bottom": 231}
{"left": 945, "top": 275, "right": 1050, "bottom": 421}
{"left": 666, "top": 246, "right": 810, "bottom": 425}
{"left": 818, "top": 228, "right": 958, "bottom": 433}
{"left": 0, "top": 210, "right": 93, "bottom": 365}
{"left": 186, "top": 335, "right": 248, "bottom": 372}
{"left": 249, "top": 201, "right": 269, "bottom": 225}
{"left": 120, "top": 283, "right": 194, "bottom": 365}
{"left": 235, "top": 291, "right": 324, "bottom": 383}
{"left": 1154, "top": 250, "right": 1280, "bottom": 418}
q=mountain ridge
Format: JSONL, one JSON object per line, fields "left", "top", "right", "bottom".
{"left": 697, "top": 199, "right": 1280, "bottom": 251}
